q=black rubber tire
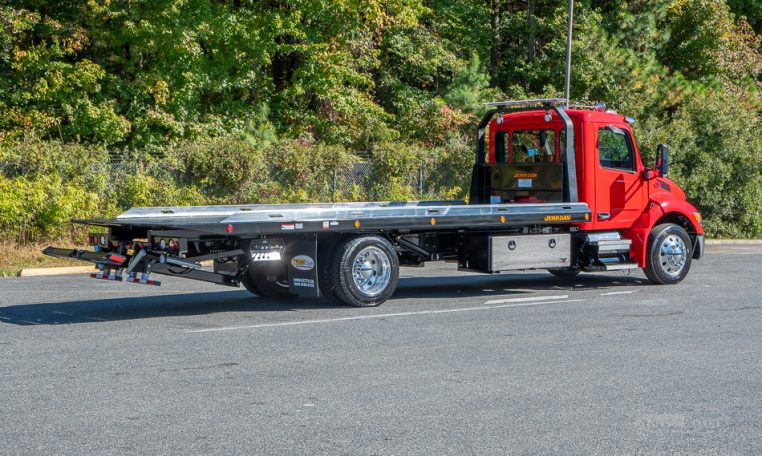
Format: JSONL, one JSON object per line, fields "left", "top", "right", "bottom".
{"left": 240, "top": 267, "right": 264, "bottom": 296}
{"left": 548, "top": 268, "right": 580, "bottom": 278}
{"left": 329, "top": 235, "right": 400, "bottom": 307}
{"left": 241, "top": 262, "right": 295, "bottom": 298}
{"left": 643, "top": 223, "right": 693, "bottom": 285}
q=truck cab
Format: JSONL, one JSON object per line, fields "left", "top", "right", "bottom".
{"left": 472, "top": 99, "right": 704, "bottom": 281}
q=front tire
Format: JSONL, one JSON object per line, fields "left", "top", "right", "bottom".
{"left": 328, "top": 236, "right": 400, "bottom": 307}
{"left": 643, "top": 223, "right": 692, "bottom": 284}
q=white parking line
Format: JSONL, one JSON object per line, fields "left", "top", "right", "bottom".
{"left": 484, "top": 294, "right": 568, "bottom": 305}
{"left": 600, "top": 290, "right": 638, "bottom": 296}
{"left": 186, "top": 298, "right": 584, "bottom": 334}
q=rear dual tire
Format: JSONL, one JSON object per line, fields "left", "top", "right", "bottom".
{"left": 321, "top": 236, "right": 400, "bottom": 307}
{"left": 241, "top": 262, "right": 294, "bottom": 299}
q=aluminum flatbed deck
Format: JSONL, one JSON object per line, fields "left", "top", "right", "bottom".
{"left": 75, "top": 201, "right": 591, "bottom": 235}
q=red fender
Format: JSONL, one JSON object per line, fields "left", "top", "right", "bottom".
{"left": 624, "top": 194, "right": 703, "bottom": 267}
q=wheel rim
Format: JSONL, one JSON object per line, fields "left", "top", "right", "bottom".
{"left": 351, "top": 246, "right": 392, "bottom": 297}
{"left": 658, "top": 234, "right": 688, "bottom": 277}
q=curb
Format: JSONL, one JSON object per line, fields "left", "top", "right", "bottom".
{"left": 18, "top": 266, "right": 96, "bottom": 277}
{"left": 705, "top": 239, "right": 762, "bottom": 245}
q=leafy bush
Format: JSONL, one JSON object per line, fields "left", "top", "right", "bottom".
{"left": 367, "top": 142, "right": 425, "bottom": 201}
{"left": 636, "top": 90, "right": 762, "bottom": 238}
{"left": 0, "top": 174, "right": 101, "bottom": 243}
{"left": 263, "top": 139, "right": 358, "bottom": 203}
{"left": 165, "top": 135, "right": 266, "bottom": 204}
{"left": 0, "top": 136, "right": 110, "bottom": 185}
{"left": 104, "top": 166, "right": 206, "bottom": 210}
{"left": 664, "top": 92, "right": 762, "bottom": 238}
{"left": 423, "top": 136, "right": 475, "bottom": 201}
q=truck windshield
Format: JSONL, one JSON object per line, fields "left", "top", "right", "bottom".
{"left": 511, "top": 129, "right": 556, "bottom": 163}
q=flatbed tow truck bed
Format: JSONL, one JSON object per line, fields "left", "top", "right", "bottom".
{"left": 70, "top": 201, "right": 591, "bottom": 234}
{"left": 43, "top": 200, "right": 591, "bottom": 304}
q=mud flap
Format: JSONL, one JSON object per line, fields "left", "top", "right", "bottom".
{"left": 286, "top": 236, "right": 320, "bottom": 297}
{"left": 693, "top": 234, "right": 705, "bottom": 259}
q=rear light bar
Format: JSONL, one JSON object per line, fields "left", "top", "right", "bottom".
{"left": 88, "top": 233, "right": 102, "bottom": 245}
{"left": 88, "top": 233, "right": 109, "bottom": 247}
{"left": 153, "top": 237, "right": 180, "bottom": 252}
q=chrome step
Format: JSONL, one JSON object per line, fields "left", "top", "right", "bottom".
{"left": 596, "top": 239, "right": 632, "bottom": 254}
{"left": 585, "top": 231, "right": 633, "bottom": 255}
{"left": 581, "top": 232, "right": 638, "bottom": 271}
{"left": 600, "top": 260, "right": 639, "bottom": 271}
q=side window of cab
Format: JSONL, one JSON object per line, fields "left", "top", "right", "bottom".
{"left": 598, "top": 126, "right": 635, "bottom": 171}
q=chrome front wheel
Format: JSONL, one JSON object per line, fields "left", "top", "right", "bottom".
{"left": 644, "top": 223, "right": 693, "bottom": 285}
{"left": 658, "top": 234, "right": 688, "bottom": 278}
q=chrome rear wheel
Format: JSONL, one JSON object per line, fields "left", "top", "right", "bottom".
{"left": 352, "top": 246, "right": 392, "bottom": 297}
{"left": 328, "top": 236, "right": 400, "bottom": 307}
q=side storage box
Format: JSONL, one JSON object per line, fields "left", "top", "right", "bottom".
{"left": 489, "top": 234, "right": 571, "bottom": 271}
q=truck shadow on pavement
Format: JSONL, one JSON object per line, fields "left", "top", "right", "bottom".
{"left": 0, "top": 272, "right": 647, "bottom": 326}
{"left": 392, "top": 272, "right": 647, "bottom": 300}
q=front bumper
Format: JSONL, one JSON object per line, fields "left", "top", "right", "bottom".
{"left": 692, "top": 235, "right": 705, "bottom": 259}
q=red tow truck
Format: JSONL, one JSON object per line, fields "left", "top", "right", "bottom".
{"left": 45, "top": 99, "right": 704, "bottom": 307}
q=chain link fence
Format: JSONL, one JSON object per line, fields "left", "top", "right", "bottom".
{"left": 0, "top": 159, "right": 431, "bottom": 203}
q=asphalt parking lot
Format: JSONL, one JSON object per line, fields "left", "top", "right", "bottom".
{"left": 1, "top": 244, "right": 760, "bottom": 455}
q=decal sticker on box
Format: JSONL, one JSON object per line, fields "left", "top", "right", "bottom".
{"left": 291, "top": 255, "right": 315, "bottom": 271}
{"left": 544, "top": 215, "right": 572, "bottom": 222}
{"left": 292, "top": 278, "right": 315, "bottom": 288}
{"left": 281, "top": 223, "right": 304, "bottom": 231}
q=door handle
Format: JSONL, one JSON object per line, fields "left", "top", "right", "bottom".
{"left": 597, "top": 212, "right": 610, "bottom": 221}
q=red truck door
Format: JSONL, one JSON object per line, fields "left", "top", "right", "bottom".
{"left": 592, "top": 123, "right": 646, "bottom": 230}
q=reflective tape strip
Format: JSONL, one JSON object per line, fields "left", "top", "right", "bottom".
{"left": 128, "top": 277, "right": 161, "bottom": 286}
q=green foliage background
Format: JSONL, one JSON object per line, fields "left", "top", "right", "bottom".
{"left": 0, "top": 0, "right": 760, "bottom": 242}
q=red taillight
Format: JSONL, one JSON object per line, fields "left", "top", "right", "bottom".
{"left": 108, "top": 254, "right": 126, "bottom": 264}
